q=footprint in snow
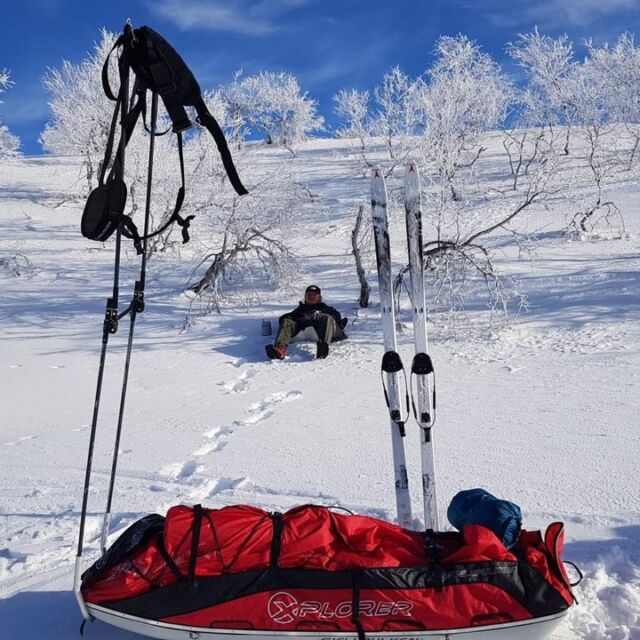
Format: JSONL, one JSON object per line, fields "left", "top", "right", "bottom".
{"left": 221, "top": 368, "right": 257, "bottom": 394}
{"left": 201, "top": 425, "right": 234, "bottom": 453}
{"left": 242, "top": 390, "right": 302, "bottom": 426}
{"left": 249, "top": 390, "right": 302, "bottom": 413}
{"left": 204, "top": 425, "right": 235, "bottom": 439}
{"left": 0, "top": 548, "right": 28, "bottom": 570}
{"left": 193, "top": 441, "right": 224, "bottom": 456}
{"left": 245, "top": 409, "right": 274, "bottom": 425}
{"left": 208, "top": 476, "right": 248, "bottom": 496}
{"left": 161, "top": 460, "right": 202, "bottom": 480}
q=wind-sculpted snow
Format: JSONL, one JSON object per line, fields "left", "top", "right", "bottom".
{"left": 1, "top": 139, "right": 639, "bottom": 638}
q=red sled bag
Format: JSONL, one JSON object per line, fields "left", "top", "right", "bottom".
{"left": 82, "top": 504, "right": 575, "bottom": 633}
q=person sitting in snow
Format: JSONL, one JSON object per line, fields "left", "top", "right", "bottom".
{"left": 266, "top": 285, "right": 347, "bottom": 360}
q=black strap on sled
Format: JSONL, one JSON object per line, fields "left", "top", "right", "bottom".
{"left": 189, "top": 504, "right": 205, "bottom": 579}
{"left": 425, "top": 528, "right": 443, "bottom": 592}
{"left": 351, "top": 572, "right": 366, "bottom": 640}
{"left": 157, "top": 539, "right": 184, "bottom": 582}
{"left": 270, "top": 512, "right": 283, "bottom": 567}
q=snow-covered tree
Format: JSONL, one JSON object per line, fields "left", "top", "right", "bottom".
{"left": 507, "top": 29, "right": 578, "bottom": 154}
{"left": 334, "top": 89, "right": 369, "bottom": 140}
{"left": 415, "top": 35, "right": 513, "bottom": 201}
{"left": 586, "top": 33, "right": 640, "bottom": 167}
{"left": 218, "top": 70, "right": 254, "bottom": 145}
{"left": 502, "top": 87, "right": 554, "bottom": 191}
{"left": 0, "top": 69, "right": 20, "bottom": 159}
{"left": 183, "top": 138, "right": 307, "bottom": 319}
{"left": 392, "top": 37, "right": 550, "bottom": 326}
{"left": 565, "top": 49, "right": 626, "bottom": 235}
{"left": 334, "top": 41, "right": 528, "bottom": 321}
{"left": 221, "top": 71, "right": 323, "bottom": 155}
{"left": 333, "top": 88, "right": 370, "bottom": 167}
{"left": 507, "top": 30, "right": 631, "bottom": 236}
{"left": 370, "top": 67, "right": 421, "bottom": 172}
{"left": 333, "top": 68, "right": 421, "bottom": 175}
{"left": 40, "top": 29, "right": 123, "bottom": 191}
{"left": 41, "top": 28, "right": 304, "bottom": 300}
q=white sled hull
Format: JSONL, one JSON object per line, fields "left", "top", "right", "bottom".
{"left": 86, "top": 603, "right": 567, "bottom": 640}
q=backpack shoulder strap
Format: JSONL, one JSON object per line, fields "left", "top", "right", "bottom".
{"left": 193, "top": 97, "right": 248, "bottom": 196}
{"left": 126, "top": 132, "right": 195, "bottom": 245}
{"left": 101, "top": 35, "right": 126, "bottom": 102}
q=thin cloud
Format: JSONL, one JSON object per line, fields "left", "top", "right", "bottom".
{"left": 299, "top": 30, "right": 397, "bottom": 89}
{"left": 1, "top": 86, "right": 49, "bottom": 125}
{"left": 464, "top": 0, "right": 638, "bottom": 30}
{"left": 303, "top": 59, "right": 356, "bottom": 85}
{"left": 149, "top": 0, "right": 310, "bottom": 36}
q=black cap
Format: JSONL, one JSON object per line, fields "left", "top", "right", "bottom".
{"left": 305, "top": 285, "right": 321, "bottom": 294}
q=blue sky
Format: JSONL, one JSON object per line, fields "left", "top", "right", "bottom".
{"left": 1, "top": 0, "right": 639, "bottom": 154}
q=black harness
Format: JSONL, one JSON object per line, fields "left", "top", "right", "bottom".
{"left": 81, "top": 22, "right": 247, "bottom": 251}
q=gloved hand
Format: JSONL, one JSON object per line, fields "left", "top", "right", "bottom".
{"left": 340, "top": 317, "right": 348, "bottom": 329}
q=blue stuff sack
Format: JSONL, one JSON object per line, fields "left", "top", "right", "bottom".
{"left": 447, "top": 488, "right": 523, "bottom": 549}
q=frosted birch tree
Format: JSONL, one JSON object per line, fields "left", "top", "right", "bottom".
{"left": 183, "top": 154, "right": 304, "bottom": 320}
{"left": 507, "top": 29, "right": 577, "bottom": 155}
{"left": 566, "top": 46, "right": 627, "bottom": 235}
{"left": 333, "top": 68, "right": 421, "bottom": 175}
{"left": 333, "top": 88, "right": 370, "bottom": 167}
{"left": 181, "top": 107, "right": 311, "bottom": 321}
{"left": 586, "top": 33, "right": 640, "bottom": 169}
{"left": 41, "top": 29, "right": 121, "bottom": 192}
{"left": 221, "top": 71, "right": 323, "bottom": 155}
{"left": 415, "top": 35, "right": 513, "bottom": 202}
{"left": 0, "top": 69, "right": 20, "bottom": 160}
{"left": 391, "top": 37, "right": 556, "bottom": 326}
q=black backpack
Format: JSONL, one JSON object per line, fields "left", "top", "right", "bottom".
{"left": 81, "top": 23, "right": 247, "bottom": 252}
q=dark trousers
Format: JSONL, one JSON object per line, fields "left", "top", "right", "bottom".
{"left": 275, "top": 314, "right": 338, "bottom": 348}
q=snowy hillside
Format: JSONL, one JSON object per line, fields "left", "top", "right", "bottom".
{"left": 1, "top": 137, "right": 639, "bottom": 640}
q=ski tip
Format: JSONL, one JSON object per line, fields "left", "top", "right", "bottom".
{"left": 372, "top": 167, "right": 381, "bottom": 179}
{"left": 404, "top": 162, "right": 421, "bottom": 191}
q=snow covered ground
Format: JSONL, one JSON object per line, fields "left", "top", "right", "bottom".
{"left": 1, "top": 139, "right": 639, "bottom": 639}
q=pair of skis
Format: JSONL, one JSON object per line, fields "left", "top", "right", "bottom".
{"left": 371, "top": 164, "right": 438, "bottom": 530}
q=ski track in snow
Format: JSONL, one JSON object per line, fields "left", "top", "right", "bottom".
{"left": 3, "top": 435, "right": 38, "bottom": 446}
